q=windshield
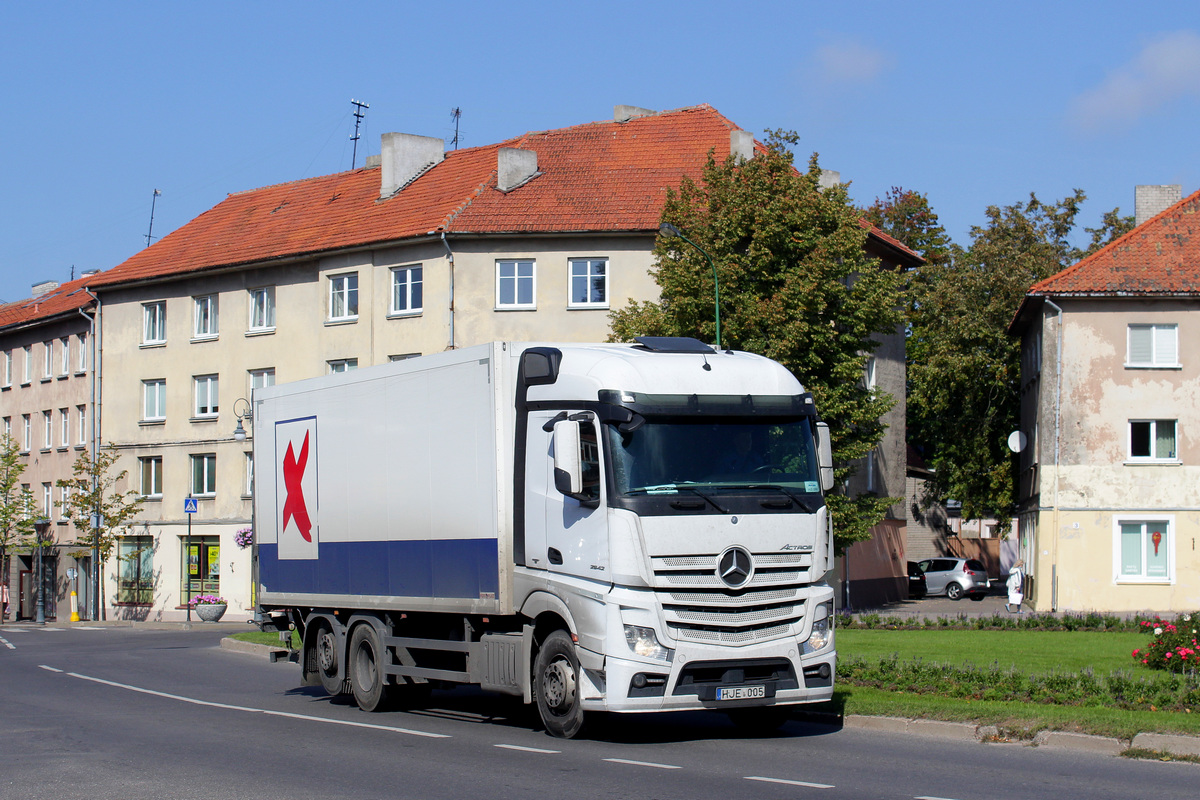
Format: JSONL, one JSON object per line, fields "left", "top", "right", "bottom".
{"left": 605, "top": 416, "right": 821, "bottom": 496}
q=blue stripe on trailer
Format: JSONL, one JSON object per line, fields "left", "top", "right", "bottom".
{"left": 258, "top": 539, "right": 500, "bottom": 599}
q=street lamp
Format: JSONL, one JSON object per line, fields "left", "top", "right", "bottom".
{"left": 34, "top": 518, "right": 50, "bottom": 625}
{"left": 658, "top": 222, "right": 722, "bottom": 350}
{"left": 233, "top": 398, "right": 253, "bottom": 441}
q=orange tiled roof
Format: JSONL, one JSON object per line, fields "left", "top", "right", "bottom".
{"left": 1030, "top": 188, "right": 1200, "bottom": 296}
{"left": 87, "top": 104, "right": 916, "bottom": 289}
{"left": 0, "top": 276, "right": 95, "bottom": 330}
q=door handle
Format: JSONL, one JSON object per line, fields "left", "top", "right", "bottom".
{"left": 548, "top": 548, "right": 563, "bottom": 565}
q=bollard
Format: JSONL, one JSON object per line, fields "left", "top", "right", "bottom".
{"left": 70, "top": 589, "right": 80, "bottom": 622}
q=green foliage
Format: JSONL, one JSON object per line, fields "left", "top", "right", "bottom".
{"left": 55, "top": 445, "right": 145, "bottom": 560}
{"left": 861, "top": 187, "right": 953, "bottom": 268}
{"left": 1133, "top": 614, "right": 1200, "bottom": 673}
{"left": 840, "top": 610, "right": 1146, "bottom": 632}
{"left": 609, "top": 131, "right": 903, "bottom": 549}
{"left": 0, "top": 434, "right": 35, "bottom": 591}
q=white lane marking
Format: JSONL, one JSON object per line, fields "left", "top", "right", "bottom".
{"left": 604, "top": 758, "right": 682, "bottom": 770}
{"left": 494, "top": 744, "right": 561, "bottom": 754}
{"left": 1, "top": 637, "right": 13, "bottom": 650}
{"left": 746, "top": 776, "right": 834, "bottom": 789}
{"left": 39, "top": 665, "right": 64, "bottom": 672}
{"left": 64, "top": 671, "right": 449, "bottom": 738}
{"left": 915, "top": 796, "right": 963, "bottom": 800}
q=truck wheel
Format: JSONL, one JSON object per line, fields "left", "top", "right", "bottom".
{"left": 534, "top": 630, "right": 584, "bottom": 739}
{"left": 946, "top": 583, "right": 964, "bottom": 600}
{"left": 315, "top": 621, "right": 348, "bottom": 695}
{"left": 350, "top": 624, "right": 391, "bottom": 712}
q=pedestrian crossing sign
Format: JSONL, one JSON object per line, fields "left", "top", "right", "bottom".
{"left": 184, "top": 497, "right": 198, "bottom": 514}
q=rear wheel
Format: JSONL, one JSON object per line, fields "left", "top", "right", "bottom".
{"left": 350, "top": 624, "right": 392, "bottom": 712}
{"left": 946, "top": 583, "right": 964, "bottom": 600}
{"left": 534, "top": 630, "right": 585, "bottom": 739}
{"left": 314, "top": 621, "right": 349, "bottom": 695}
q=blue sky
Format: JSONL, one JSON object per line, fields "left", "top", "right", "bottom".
{"left": 2, "top": 1, "right": 1198, "bottom": 302}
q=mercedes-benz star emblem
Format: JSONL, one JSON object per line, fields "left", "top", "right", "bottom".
{"left": 717, "top": 546, "right": 753, "bottom": 588}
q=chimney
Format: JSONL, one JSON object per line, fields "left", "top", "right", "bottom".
{"left": 730, "top": 130, "right": 754, "bottom": 162}
{"left": 1135, "top": 185, "right": 1182, "bottom": 226}
{"left": 497, "top": 148, "right": 538, "bottom": 192}
{"left": 380, "top": 133, "right": 445, "bottom": 199}
{"left": 819, "top": 170, "right": 842, "bottom": 191}
{"left": 32, "top": 280, "right": 59, "bottom": 297}
{"left": 81, "top": 269, "right": 100, "bottom": 278}
{"left": 614, "top": 105, "right": 655, "bottom": 123}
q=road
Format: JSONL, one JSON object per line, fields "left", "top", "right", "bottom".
{"left": 0, "top": 624, "right": 1193, "bottom": 800}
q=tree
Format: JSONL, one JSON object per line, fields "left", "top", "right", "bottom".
{"left": 906, "top": 190, "right": 1130, "bottom": 523}
{"left": 0, "top": 434, "right": 34, "bottom": 612}
{"left": 56, "top": 445, "right": 145, "bottom": 618}
{"left": 862, "top": 187, "right": 954, "bottom": 268}
{"left": 609, "top": 131, "right": 903, "bottom": 549}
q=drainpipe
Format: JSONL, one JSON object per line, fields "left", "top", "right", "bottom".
{"left": 440, "top": 232, "right": 455, "bottom": 350}
{"left": 81, "top": 289, "right": 102, "bottom": 621}
{"left": 1043, "top": 298, "right": 1063, "bottom": 612}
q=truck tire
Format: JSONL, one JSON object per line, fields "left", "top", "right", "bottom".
{"left": 314, "top": 621, "right": 349, "bottom": 696}
{"left": 350, "top": 624, "right": 391, "bottom": 712}
{"left": 534, "top": 630, "right": 584, "bottom": 739}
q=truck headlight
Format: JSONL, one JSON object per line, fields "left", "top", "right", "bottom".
{"left": 623, "top": 624, "right": 673, "bottom": 662}
{"left": 803, "top": 601, "right": 834, "bottom": 654}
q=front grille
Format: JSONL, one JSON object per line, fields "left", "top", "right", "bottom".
{"left": 652, "top": 551, "right": 809, "bottom": 645}
{"left": 673, "top": 658, "right": 799, "bottom": 696}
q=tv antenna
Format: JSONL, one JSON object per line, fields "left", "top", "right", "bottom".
{"left": 350, "top": 99, "right": 370, "bottom": 168}
{"left": 145, "top": 189, "right": 161, "bottom": 247}
{"left": 450, "top": 107, "right": 461, "bottom": 150}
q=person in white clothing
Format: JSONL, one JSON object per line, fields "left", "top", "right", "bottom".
{"left": 1005, "top": 560, "right": 1024, "bottom": 613}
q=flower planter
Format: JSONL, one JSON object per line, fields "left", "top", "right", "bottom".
{"left": 195, "top": 603, "right": 227, "bottom": 622}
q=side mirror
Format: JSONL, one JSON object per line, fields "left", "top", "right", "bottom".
{"left": 553, "top": 420, "right": 584, "bottom": 498}
{"left": 816, "top": 421, "right": 834, "bottom": 492}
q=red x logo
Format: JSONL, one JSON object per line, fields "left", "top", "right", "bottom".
{"left": 282, "top": 431, "right": 312, "bottom": 542}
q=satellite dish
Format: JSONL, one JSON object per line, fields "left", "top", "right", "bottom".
{"left": 1007, "top": 430, "right": 1027, "bottom": 453}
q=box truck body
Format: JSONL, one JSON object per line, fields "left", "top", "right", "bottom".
{"left": 254, "top": 339, "right": 836, "bottom": 737}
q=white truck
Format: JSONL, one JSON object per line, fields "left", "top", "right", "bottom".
{"left": 254, "top": 338, "right": 836, "bottom": 738}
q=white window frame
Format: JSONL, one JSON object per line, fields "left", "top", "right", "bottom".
{"left": 191, "top": 453, "right": 217, "bottom": 496}
{"left": 22, "top": 345, "right": 31, "bottom": 383}
{"left": 249, "top": 368, "right": 275, "bottom": 393}
{"left": 42, "top": 482, "right": 52, "bottom": 518}
{"left": 143, "top": 380, "right": 167, "bottom": 422}
{"left": 567, "top": 257, "right": 608, "bottom": 309}
{"left": 1126, "top": 323, "right": 1179, "bottom": 368}
{"left": 194, "top": 374, "right": 219, "bottom": 418}
{"left": 2, "top": 417, "right": 9, "bottom": 439}
{"left": 77, "top": 332, "right": 88, "bottom": 372}
{"left": 328, "top": 273, "right": 359, "bottom": 321}
{"left": 3, "top": 350, "right": 11, "bottom": 387}
{"left": 42, "top": 411, "right": 52, "bottom": 450}
{"left": 1114, "top": 516, "right": 1174, "bottom": 584}
{"left": 140, "top": 456, "right": 163, "bottom": 498}
{"left": 59, "top": 483, "right": 71, "bottom": 517}
{"left": 248, "top": 286, "right": 276, "bottom": 332}
{"left": 496, "top": 259, "right": 536, "bottom": 310}
{"left": 60, "top": 337, "right": 70, "bottom": 375}
{"left": 42, "top": 341, "right": 52, "bottom": 379}
{"left": 390, "top": 265, "right": 423, "bottom": 316}
{"left": 21, "top": 414, "right": 31, "bottom": 451}
{"left": 143, "top": 302, "right": 166, "bottom": 344}
{"left": 328, "top": 358, "right": 358, "bottom": 374}
{"left": 193, "top": 295, "right": 219, "bottom": 339}
{"left": 244, "top": 451, "right": 254, "bottom": 497}
{"left": 77, "top": 405, "right": 87, "bottom": 445}
{"left": 1127, "top": 419, "right": 1178, "bottom": 463}
{"left": 59, "top": 409, "right": 69, "bottom": 447}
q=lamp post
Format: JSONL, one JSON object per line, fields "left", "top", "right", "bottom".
{"left": 34, "top": 518, "right": 50, "bottom": 625}
{"left": 658, "top": 222, "right": 721, "bottom": 350}
{"left": 233, "top": 397, "right": 253, "bottom": 442}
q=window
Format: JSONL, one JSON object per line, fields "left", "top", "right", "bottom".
{"left": 244, "top": 451, "right": 254, "bottom": 496}
{"left": 248, "top": 286, "right": 276, "bottom": 331}
{"left": 42, "top": 483, "right": 52, "bottom": 518}
{"left": 59, "top": 409, "right": 69, "bottom": 447}
{"left": 59, "top": 484, "right": 71, "bottom": 518}
{"left": 139, "top": 456, "right": 163, "bottom": 497}
{"left": 194, "top": 375, "right": 219, "bottom": 417}
{"left": 496, "top": 259, "right": 535, "bottom": 309}
{"left": 250, "top": 368, "right": 275, "bottom": 392}
{"left": 42, "top": 411, "right": 51, "bottom": 450}
{"left": 191, "top": 454, "right": 216, "bottom": 496}
{"left": 60, "top": 337, "right": 70, "bottom": 375}
{"left": 568, "top": 258, "right": 607, "bottom": 308}
{"left": 182, "top": 534, "right": 220, "bottom": 599}
{"left": 193, "top": 295, "right": 219, "bottom": 339}
{"left": 118, "top": 536, "right": 154, "bottom": 604}
{"left": 2, "top": 350, "right": 10, "bottom": 386}
{"left": 43, "top": 341, "right": 52, "bottom": 378}
{"left": 390, "top": 266, "right": 423, "bottom": 315}
{"left": 21, "top": 415, "right": 30, "bottom": 451}
{"left": 77, "top": 405, "right": 87, "bottom": 445}
{"left": 1116, "top": 518, "right": 1173, "bottom": 583}
{"left": 22, "top": 345, "right": 31, "bottom": 383}
{"left": 329, "top": 273, "right": 358, "bottom": 321}
{"left": 389, "top": 353, "right": 421, "bottom": 362}
{"left": 1127, "top": 324, "right": 1178, "bottom": 368}
{"left": 77, "top": 332, "right": 88, "bottom": 371}
{"left": 328, "top": 358, "right": 358, "bottom": 374}
{"left": 143, "top": 302, "right": 166, "bottom": 344}
{"left": 1129, "top": 419, "right": 1177, "bottom": 462}
{"left": 864, "top": 356, "right": 877, "bottom": 390}
{"left": 143, "top": 380, "right": 166, "bottom": 421}
{"left": 2, "top": 417, "right": 9, "bottom": 439}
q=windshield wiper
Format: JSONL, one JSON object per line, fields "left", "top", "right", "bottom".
{"left": 626, "top": 483, "right": 728, "bottom": 513}
{"left": 732, "top": 484, "right": 814, "bottom": 513}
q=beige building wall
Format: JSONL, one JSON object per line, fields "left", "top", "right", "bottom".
{"left": 97, "top": 234, "right": 658, "bottom": 621}
{"left": 1026, "top": 299, "right": 1200, "bottom": 612}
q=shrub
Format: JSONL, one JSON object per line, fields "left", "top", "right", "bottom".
{"left": 1132, "top": 613, "right": 1200, "bottom": 674}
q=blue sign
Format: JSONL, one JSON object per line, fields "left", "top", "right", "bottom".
{"left": 184, "top": 497, "right": 198, "bottom": 514}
